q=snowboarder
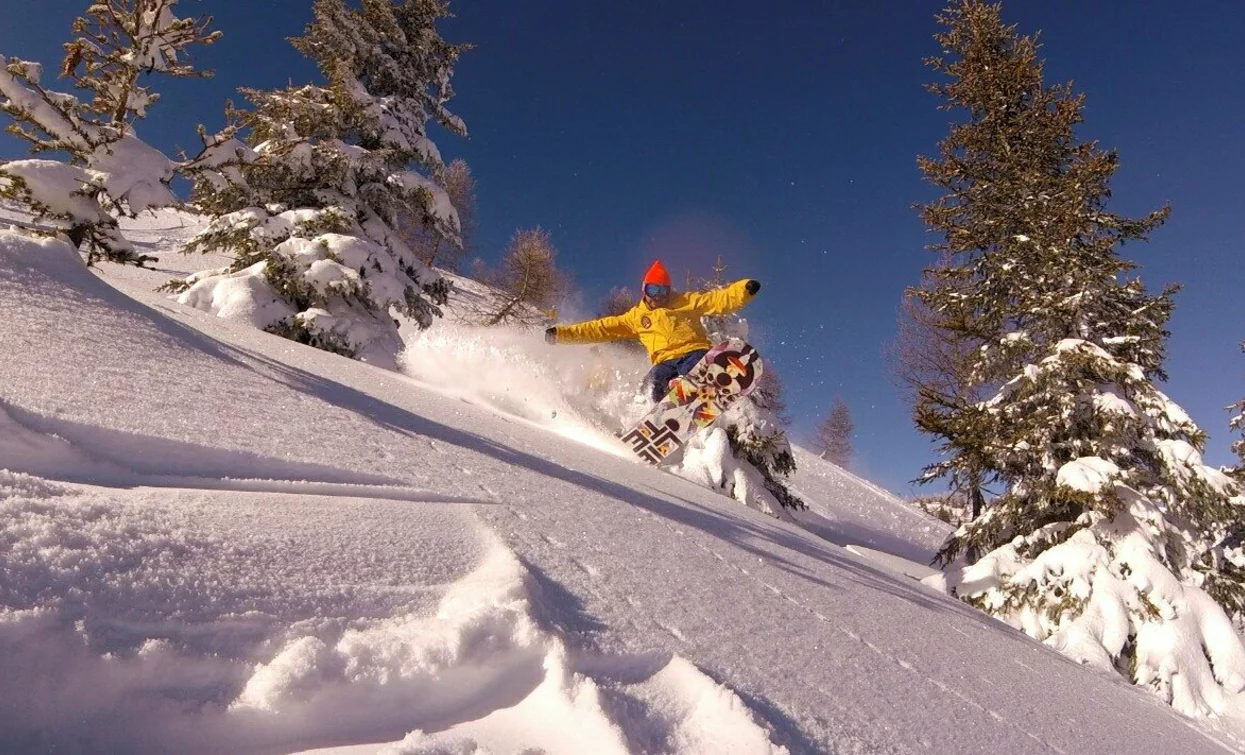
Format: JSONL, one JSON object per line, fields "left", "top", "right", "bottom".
{"left": 545, "top": 260, "right": 761, "bottom": 402}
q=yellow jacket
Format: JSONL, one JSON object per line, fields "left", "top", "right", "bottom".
{"left": 554, "top": 279, "right": 756, "bottom": 364}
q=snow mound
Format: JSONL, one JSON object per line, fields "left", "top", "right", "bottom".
{"left": 928, "top": 486, "right": 1245, "bottom": 718}
{"left": 1056, "top": 457, "right": 1121, "bottom": 493}
{"left": 269, "top": 539, "right": 789, "bottom": 755}
{"left": 0, "top": 474, "right": 491, "bottom": 749}
{"left": 4, "top": 472, "right": 763, "bottom": 755}
{"left": 177, "top": 260, "right": 295, "bottom": 328}
{"left": 0, "top": 472, "right": 785, "bottom": 755}
{"left": 0, "top": 468, "right": 71, "bottom": 501}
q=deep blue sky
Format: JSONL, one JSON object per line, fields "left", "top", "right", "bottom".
{"left": 4, "top": 1, "right": 1243, "bottom": 494}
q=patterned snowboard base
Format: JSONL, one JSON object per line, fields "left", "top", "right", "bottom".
{"left": 620, "top": 339, "right": 764, "bottom": 465}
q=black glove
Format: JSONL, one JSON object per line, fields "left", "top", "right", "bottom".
{"left": 745, "top": 279, "right": 760, "bottom": 295}
{"left": 545, "top": 327, "right": 557, "bottom": 345}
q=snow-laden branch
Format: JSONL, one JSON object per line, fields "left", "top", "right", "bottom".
{"left": 0, "top": 56, "right": 100, "bottom": 153}
{"left": 0, "top": 0, "right": 218, "bottom": 264}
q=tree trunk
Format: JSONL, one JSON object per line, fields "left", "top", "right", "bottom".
{"left": 966, "top": 473, "right": 985, "bottom": 564}
{"left": 485, "top": 294, "right": 521, "bottom": 326}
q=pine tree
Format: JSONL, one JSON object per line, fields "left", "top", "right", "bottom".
{"left": 1232, "top": 340, "right": 1245, "bottom": 481}
{"left": 400, "top": 157, "right": 476, "bottom": 271}
{"left": 888, "top": 262, "right": 989, "bottom": 553}
{"left": 814, "top": 398, "right": 855, "bottom": 468}
{"left": 917, "top": 1, "right": 1245, "bottom": 714}
{"left": 752, "top": 367, "right": 791, "bottom": 427}
{"left": 472, "top": 227, "right": 567, "bottom": 327}
{"left": 0, "top": 0, "right": 219, "bottom": 264}
{"left": 176, "top": 0, "right": 467, "bottom": 364}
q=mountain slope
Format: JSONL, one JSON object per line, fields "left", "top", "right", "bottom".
{"left": 0, "top": 216, "right": 1239, "bottom": 754}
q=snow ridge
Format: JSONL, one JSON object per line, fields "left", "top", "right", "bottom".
{"left": 0, "top": 471, "right": 786, "bottom": 754}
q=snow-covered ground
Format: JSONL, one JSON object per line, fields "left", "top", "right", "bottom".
{"left": 2, "top": 206, "right": 1243, "bottom": 754}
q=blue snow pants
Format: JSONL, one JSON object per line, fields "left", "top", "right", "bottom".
{"left": 643, "top": 349, "right": 709, "bottom": 402}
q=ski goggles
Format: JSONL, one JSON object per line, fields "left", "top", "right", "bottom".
{"left": 644, "top": 283, "right": 671, "bottom": 298}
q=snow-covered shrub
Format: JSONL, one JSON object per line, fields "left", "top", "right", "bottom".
{"left": 702, "top": 310, "right": 804, "bottom": 513}
{"left": 933, "top": 481, "right": 1245, "bottom": 717}
{"left": 724, "top": 404, "right": 803, "bottom": 512}
{"left": 0, "top": 0, "right": 219, "bottom": 264}
{"left": 176, "top": 0, "right": 467, "bottom": 366}
{"left": 676, "top": 427, "right": 795, "bottom": 522}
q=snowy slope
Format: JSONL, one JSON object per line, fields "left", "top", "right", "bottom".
{"left": 788, "top": 447, "right": 951, "bottom": 565}
{"left": 0, "top": 210, "right": 1241, "bottom": 754}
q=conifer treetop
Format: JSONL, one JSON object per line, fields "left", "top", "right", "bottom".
{"left": 64, "top": 0, "right": 222, "bottom": 122}
{"left": 918, "top": 0, "right": 1172, "bottom": 379}
{"left": 3, "top": 0, "right": 219, "bottom": 154}
{"left": 192, "top": 0, "right": 466, "bottom": 240}
{"left": 287, "top": 0, "right": 467, "bottom": 159}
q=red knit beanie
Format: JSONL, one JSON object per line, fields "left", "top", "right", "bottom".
{"left": 642, "top": 260, "right": 672, "bottom": 287}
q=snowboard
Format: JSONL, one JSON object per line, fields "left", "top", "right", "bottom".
{"left": 620, "top": 338, "right": 764, "bottom": 465}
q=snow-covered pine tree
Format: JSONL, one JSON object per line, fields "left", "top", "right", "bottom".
{"left": 917, "top": 0, "right": 1245, "bottom": 715}
{"left": 175, "top": 0, "right": 467, "bottom": 365}
{"left": 815, "top": 397, "right": 854, "bottom": 468}
{"left": 0, "top": 0, "right": 219, "bottom": 265}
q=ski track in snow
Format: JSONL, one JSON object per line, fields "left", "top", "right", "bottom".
{"left": 567, "top": 484, "right": 1070, "bottom": 755}
{"left": 1, "top": 207, "right": 1243, "bottom": 753}
{"left": 0, "top": 396, "right": 489, "bottom": 504}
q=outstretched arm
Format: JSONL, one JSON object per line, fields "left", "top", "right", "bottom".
{"left": 686, "top": 278, "right": 760, "bottom": 316}
{"left": 547, "top": 313, "right": 635, "bottom": 345}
